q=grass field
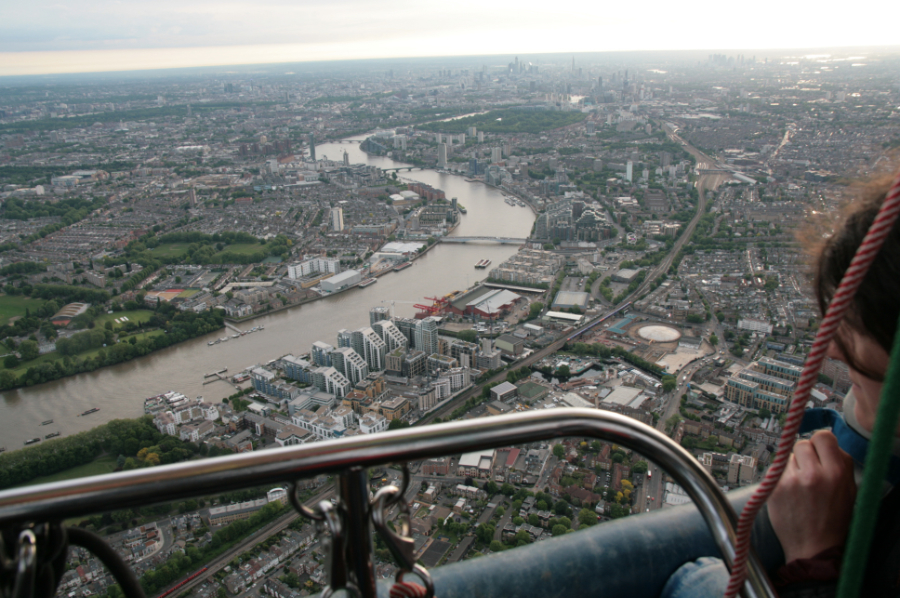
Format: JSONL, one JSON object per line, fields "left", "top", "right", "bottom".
{"left": 0, "top": 295, "right": 47, "bottom": 326}
{"left": 17, "top": 454, "right": 117, "bottom": 488}
{"left": 212, "top": 243, "right": 266, "bottom": 258}
{"left": 149, "top": 243, "right": 191, "bottom": 259}
{"left": 150, "top": 241, "right": 267, "bottom": 263}
{"left": 176, "top": 289, "right": 200, "bottom": 299}
{"left": 10, "top": 351, "right": 58, "bottom": 373}
{"left": 93, "top": 309, "right": 154, "bottom": 328}
{"left": 10, "top": 329, "right": 165, "bottom": 376}
{"left": 121, "top": 330, "right": 165, "bottom": 343}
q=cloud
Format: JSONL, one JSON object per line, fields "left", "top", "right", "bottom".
{"left": 1, "top": 0, "right": 898, "bottom": 73}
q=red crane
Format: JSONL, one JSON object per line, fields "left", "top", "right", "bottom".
{"left": 413, "top": 296, "right": 450, "bottom": 318}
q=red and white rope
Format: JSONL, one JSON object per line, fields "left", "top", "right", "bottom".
{"left": 390, "top": 581, "right": 428, "bottom": 598}
{"left": 724, "top": 171, "right": 900, "bottom": 598}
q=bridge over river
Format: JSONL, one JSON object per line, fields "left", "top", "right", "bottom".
{"left": 439, "top": 236, "right": 527, "bottom": 245}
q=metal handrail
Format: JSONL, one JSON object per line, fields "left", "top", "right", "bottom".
{"left": 0, "top": 409, "right": 776, "bottom": 598}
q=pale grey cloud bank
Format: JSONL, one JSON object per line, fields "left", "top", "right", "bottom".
{"left": 1, "top": 0, "right": 898, "bottom": 75}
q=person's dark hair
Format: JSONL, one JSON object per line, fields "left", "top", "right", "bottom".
{"left": 815, "top": 174, "right": 900, "bottom": 380}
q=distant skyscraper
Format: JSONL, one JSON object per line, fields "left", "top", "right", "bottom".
{"left": 332, "top": 207, "right": 344, "bottom": 232}
{"left": 311, "top": 341, "right": 334, "bottom": 367}
{"left": 626, "top": 160, "right": 633, "bottom": 182}
{"left": 351, "top": 327, "right": 387, "bottom": 371}
{"left": 312, "top": 366, "right": 351, "bottom": 397}
{"left": 343, "top": 151, "right": 350, "bottom": 166}
{"left": 331, "top": 347, "right": 369, "bottom": 385}
{"left": 373, "top": 320, "right": 408, "bottom": 352}
{"left": 395, "top": 317, "right": 418, "bottom": 347}
{"left": 660, "top": 151, "right": 672, "bottom": 167}
{"left": 336, "top": 329, "right": 352, "bottom": 348}
{"left": 308, "top": 133, "right": 316, "bottom": 161}
{"left": 370, "top": 306, "right": 391, "bottom": 326}
{"left": 415, "top": 317, "right": 440, "bottom": 356}
{"left": 491, "top": 147, "right": 502, "bottom": 163}
{"left": 437, "top": 143, "right": 448, "bottom": 168}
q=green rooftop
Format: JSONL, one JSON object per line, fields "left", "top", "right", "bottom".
{"left": 516, "top": 381, "right": 549, "bottom": 400}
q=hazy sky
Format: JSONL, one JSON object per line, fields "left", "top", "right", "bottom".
{"left": 1, "top": 0, "right": 897, "bottom": 76}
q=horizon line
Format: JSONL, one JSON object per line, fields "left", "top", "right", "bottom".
{"left": 2, "top": 43, "right": 899, "bottom": 80}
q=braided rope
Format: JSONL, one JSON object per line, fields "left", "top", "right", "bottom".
{"left": 389, "top": 581, "right": 429, "bottom": 598}
{"left": 723, "top": 171, "right": 900, "bottom": 598}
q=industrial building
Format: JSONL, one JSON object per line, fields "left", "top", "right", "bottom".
{"left": 552, "top": 291, "right": 590, "bottom": 311}
{"left": 612, "top": 269, "right": 640, "bottom": 283}
{"left": 320, "top": 270, "right": 361, "bottom": 293}
{"left": 448, "top": 285, "right": 522, "bottom": 318}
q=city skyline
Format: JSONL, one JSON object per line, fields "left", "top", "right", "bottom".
{"left": 1, "top": 0, "right": 898, "bottom": 76}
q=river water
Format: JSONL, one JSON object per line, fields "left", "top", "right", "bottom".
{"left": 0, "top": 134, "right": 535, "bottom": 449}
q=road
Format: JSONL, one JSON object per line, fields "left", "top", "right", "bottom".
{"left": 640, "top": 362, "right": 703, "bottom": 513}
{"left": 627, "top": 127, "right": 729, "bottom": 300}
{"left": 492, "top": 501, "right": 514, "bottom": 542}
{"left": 156, "top": 482, "right": 336, "bottom": 598}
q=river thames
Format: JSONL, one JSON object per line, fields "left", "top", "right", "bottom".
{"left": 0, "top": 134, "right": 535, "bottom": 449}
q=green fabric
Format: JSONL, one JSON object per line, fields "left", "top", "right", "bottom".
{"left": 837, "top": 314, "right": 900, "bottom": 597}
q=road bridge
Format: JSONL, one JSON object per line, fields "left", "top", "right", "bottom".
{"left": 381, "top": 166, "right": 427, "bottom": 172}
{"left": 438, "top": 236, "right": 527, "bottom": 245}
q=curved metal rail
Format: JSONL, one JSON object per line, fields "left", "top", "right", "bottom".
{"left": 0, "top": 409, "right": 776, "bottom": 598}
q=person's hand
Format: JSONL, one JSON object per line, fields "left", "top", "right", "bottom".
{"left": 768, "top": 430, "right": 856, "bottom": 563}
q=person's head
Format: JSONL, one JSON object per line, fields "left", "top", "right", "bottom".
{"left": 816, "top": 173, "right": 900, "bottom": 432}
